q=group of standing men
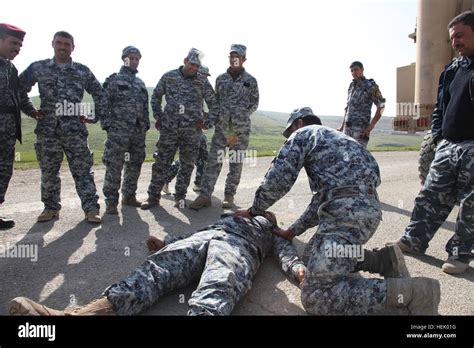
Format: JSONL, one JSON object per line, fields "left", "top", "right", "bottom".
{"left": 0, "top": 23, "right": 260, "bottom": 226}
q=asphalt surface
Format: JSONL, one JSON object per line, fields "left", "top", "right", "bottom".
{"left": 0, "top": 151, "right": 472, "bottom": 315}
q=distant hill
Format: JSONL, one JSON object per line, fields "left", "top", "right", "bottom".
{"left": 15, "top": 91, "right": 425, "bottom": 169}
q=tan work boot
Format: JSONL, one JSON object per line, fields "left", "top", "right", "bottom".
{"left": 356, "top": 244, "right": 410, "bottom": 278}
{"left": 222, "top": 194, "right": 234, "bottom": 209}
{"left": 37, "top": 210, "right": 60, "bottom": 223}
{"left": 105, "top": 204, "right": 118, "bottom": 215}
{"left": 9, "top": 297, "right": 65, "bottom": 316}
{"left": 385, "top": 277, "right": 440, "bottom": 315}
{"left": 66, "top": 297, "right": 115, "bottom": 316}
{"left": 188, "top": 195, "right": 211, "bottom": 210}
{"left": 162, "top": 183, "right": 171, "bottom": 195}
{"left": 442, "top": 256, "right": 470, "bottom": 274}
{"left": 121, "top": 196, "right": 142, "bottom": 207}
{"left": 141, "top": 196, "right": 159, "bottom": 210}
{"left": 85, "top": 211, "right": 101, "bottom": 223}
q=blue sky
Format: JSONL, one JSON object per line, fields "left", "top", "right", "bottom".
{"left": 5, "top": 0, "right": 417, "bottom": 116}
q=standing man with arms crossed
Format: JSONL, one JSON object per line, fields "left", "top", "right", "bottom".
{"left": 0, "top": 24, "right": 41, "bottom": 229}
{"left": 141, "top": 48, "right": 218, "bottom": 209}
{"left": 102, "top": 46, "right": 149, "bottom": 215}
{"left": 235, "top": 107, "right": 440, "bottom": 315}
{"left": 190, "top": 44, "right": 259, "bottom": 210}
{"left": 338, "top": 61, "right": 385, "bottom": 148}
{"left": 394, "top": 11, "right": 474, "bottom": 275}
{"left": 19, "top": 31, "right": 108, "bottom": 223}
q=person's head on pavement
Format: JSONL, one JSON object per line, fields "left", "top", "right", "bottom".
{"left": 282, "top": 107, "right": 322, "bottom": 138}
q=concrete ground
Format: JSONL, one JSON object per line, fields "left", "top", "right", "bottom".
{"left": 0, "top": 151, "right": 472, "bottom": 315}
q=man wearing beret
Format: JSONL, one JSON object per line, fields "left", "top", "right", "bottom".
{"left": 102, "top": 46, "right": 149, "bottom": 215}
{"left": 0, "top": 23, "right": 41, "bottom": 229}
{"left": 19, "top": 31, "right": 108, "bottom": 223}
{"left": 141, "top": 48, "right": 218, "bottom": 209}
{"left": 190, "top": 44, "right": 259, "bottom": 210}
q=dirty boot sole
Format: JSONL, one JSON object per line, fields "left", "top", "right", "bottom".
{"left": 387, "top": 244, "right": 410, "bottom": 278}
{"left": 9, "top": 298, "right": 41, "bottom": 316}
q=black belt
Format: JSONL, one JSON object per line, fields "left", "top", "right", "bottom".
{"left": 325, "top": 185, "right": 376, "bottom": 201}
{"left": 0, "top": 105, "right": 16, "bottom": 113}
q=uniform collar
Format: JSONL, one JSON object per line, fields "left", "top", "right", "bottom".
{"left": 50, "top": 57, "right": 74, "bottom": 67}
{"left": 227, "top": 67, "right": 245, "bottom": 81}
{"left": 460, "top": 55, "right": 474, "bottom": 68}
{"left": 120, "top": 65, "right": 137, "bottom": 75}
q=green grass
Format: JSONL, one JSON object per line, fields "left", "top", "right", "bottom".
{"left": 13, "top": 97, "right": 424, "bottom": 169}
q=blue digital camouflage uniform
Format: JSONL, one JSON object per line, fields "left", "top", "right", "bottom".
{"left": 19, "top": 58, "right": 107, "bottom": 213}
{"left": 102, "top": 66, "right": 149, "bottom": 206}
{"left": 165, "top": 132, "right": 208, "bottom": 187}
{"left": 200, "top": 67, "right": 259, "bottom": 198}
{"left": 400, "top": 56, "right": 474, "bottom": 260}
{"left": 0, "top": 57, "right": 36, "bottom": 204}
{"left": 103, "top": 213, "right": 304, "bottom": 315}
{"left": 343, "top": 77, "right": 385, "bottom": 148}
{"left": 147, "top": 65, "right": 218, "bottom": 201}
{"left": 248, "top": 125, "right": 389, "bottom": 315}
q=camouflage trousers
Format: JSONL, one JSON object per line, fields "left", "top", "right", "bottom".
{"left": 166, "top": 132, "right": 208, "bottom": 187}
{"left": 147, "top": 128, "right": 202, "bottom": 200}
{"left": 343, "top": 126, "right": 369, "bottom": 148}
{"left": 35, "top": 133, "right": 99, "bottom": 213}
{"left": 103, "top": 228, "right": 260, "bottom": 315}
{"left": 0, "top": 114, "right": 16, "bottom": 204}
{"left": 103, "top": 129, "right": 146, "bottom": 206}
{"left": 301, "top": 195, "right": 387, "bottom": 315}
{"left": 401, "top": 139, "right": 474, "bottom": 258}
{"left": 200, "top": 122, "right": 250, "bottom": 198}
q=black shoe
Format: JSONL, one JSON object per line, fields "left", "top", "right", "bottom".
{"left": 0, "top": 217, "right": 15, "bottom": 229}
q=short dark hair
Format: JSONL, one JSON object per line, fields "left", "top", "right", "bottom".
{"left": 53, "top": 31, "right": 74, "bottom": 45}
{"left": 350, "top": 61, "right": 363, "bottom": 69}
{"left": 448, "top": 11, "right": 474, "bottom": 31}
{"left": 301, "top": 115, "right": 322, "bottom": 126}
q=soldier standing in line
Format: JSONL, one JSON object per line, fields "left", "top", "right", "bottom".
{"left": 19, "top": 31, "right": 107, "bottom": 223}
{"left": 0, "top": 23, "right": 41, "bottom": 229}
{"left": 141, "top": 48, "right": 218, "bottom": 210}
{"left": 162, "top": 65, "right": 211, "bottom": 195}
{"left": 102, "top": 46, "right": 149, "bottom": 215}
{"left": 9, "top": 211, "right": 305, "bottom": 316}
{"left": 393, "top": 11, "right": 474, "bottom": 275}
{"left": 337, "top": 61, "right": 385, "bottom": 148}
{"left": 190, "top": 44, "right": 259, "bottom": 210}
{"left": 235, "top": 107, "right": 441, "bottom": 315}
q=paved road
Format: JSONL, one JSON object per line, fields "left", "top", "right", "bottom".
{"left": 0, "top": 151, "right": 472, "bottom": 315}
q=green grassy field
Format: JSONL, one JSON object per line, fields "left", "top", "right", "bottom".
{"left": 13, "top": 96, "right": 425, "bottom": 169}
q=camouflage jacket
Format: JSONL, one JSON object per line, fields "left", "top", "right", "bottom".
{"left": 250, "top": 126, "right": 381, "bottom": 235}
{"left": 213, "top": 68, "right": 259, "bottom": 129}
{"left": 166, "top": 213, "right": 304, "bottom": 282}
{"left": 19, "top": 58, "right": 107, "bottom": 137}
{"left": 102, "top": 66, "right": 149, "bottom": 133}
{"left": 151, "top": 66, "right": 218, "bottom": 132}
{"left": 345, "top": 77, "right": 385, "bottom": 128}
{"left": 0, "top": 57, "right": 36, "bottom": 142}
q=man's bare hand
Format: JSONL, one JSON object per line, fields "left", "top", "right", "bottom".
{"left": 273, "top": 227, "right": 296, "bottom": 241}
{"left": 146, "top": 236, "right": 165, "bottom": 253}
{"left": 32, "top": 110, "right": 43, "bottom": 121}
{"left": 233, "top": 209, "right": 254, "bottom": 220}
{"left": 362, "top": 126, "right": 373, "bottom": 138}
{"left": 297, "top": 266, "right": 305, "bottom": 288}
{"left": 79, "top": 115, "right": 94, "bottom": 124}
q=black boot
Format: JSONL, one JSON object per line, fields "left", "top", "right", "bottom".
{"left": 0, "top": 217, "right": 15, "bottom": 229}
{"left": 354, "top": 244, "right": 410, "bottom": 278}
